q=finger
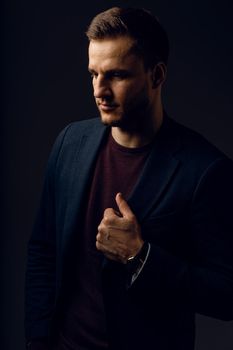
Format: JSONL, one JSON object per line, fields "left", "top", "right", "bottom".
{"left": 115, "top": 192, "right": 134, "bottom": 219}
{"left": 96, "top": 231, "right": 110, "bottom": 244}
{"left": 102, "top": 210, "right": 121, "bottom": 227}
{"left": 96, "top": 240, "right": 115, "bottom": 255}
{"left": 104, "top": 207, "right": 121, "bottom": 219}
{"left": 96, "top": 241, "right": 125, "bottom": 263}
{"left": 96, "top": 240, "right": 128, "bottom": 263}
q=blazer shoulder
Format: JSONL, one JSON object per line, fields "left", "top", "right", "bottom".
{"left": 168, "top": 117, "right": 229, "bottom": 163}
{"left": 61, "top": 116, "right": 103, "bottom": 144}
{"left": 47, "top": 117, "right": 104, "bottom": 164}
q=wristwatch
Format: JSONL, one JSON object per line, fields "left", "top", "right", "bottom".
{"left": 126, "top": 241, "right": 150, "bottom": 284}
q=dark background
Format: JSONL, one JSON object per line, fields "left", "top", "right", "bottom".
{"left": 2, "top": 0, "right": 233, "bottom": 349}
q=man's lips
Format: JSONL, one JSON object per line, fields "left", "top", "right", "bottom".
{"left": 98, "top": 103, "right": 118, "bottom": 111}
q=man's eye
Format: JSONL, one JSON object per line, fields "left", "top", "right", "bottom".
{"left": 111, "top": 72, "right": 126, "bottom": 78}
{"left": 90, "top": 72, "right": 97, "bottom": 78}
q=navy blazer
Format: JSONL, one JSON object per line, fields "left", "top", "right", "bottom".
{"left": 25, "top": 115, "right": 233, "bottom": 350}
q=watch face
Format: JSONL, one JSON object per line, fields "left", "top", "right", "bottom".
{"left": 127, "top": 255, "right": 136, "bottom": 261}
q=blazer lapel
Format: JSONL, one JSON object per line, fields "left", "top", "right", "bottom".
{"left": 62, "top": 120, "right": 109, "bottom": 250}
{"left": 127, "top": 116, "right": 181, "bottom": 223}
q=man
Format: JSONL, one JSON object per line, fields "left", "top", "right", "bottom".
{"left": 25, "top": 7, "right": 233, "bottom": 350}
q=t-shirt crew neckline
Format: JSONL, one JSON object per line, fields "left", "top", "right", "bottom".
{"left": 109, "top": 132, "right": 154, "bottom": 154}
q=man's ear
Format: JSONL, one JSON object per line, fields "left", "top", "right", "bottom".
{"left": 151, "top": 62, "right": 167, "bottom": 88}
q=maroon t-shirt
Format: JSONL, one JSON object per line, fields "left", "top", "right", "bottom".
{"left": 55, "top": 132, "right": 152, "bottom": 350}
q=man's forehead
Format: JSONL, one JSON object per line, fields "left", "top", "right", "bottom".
{"left": 88, "top": 53, "right": 142, "bottom": 74}
{"left": 88, "top": 36, "right": 136, "bottom": 58}
{"left": 88, "top": 37, "right": 142, "bottom": 71}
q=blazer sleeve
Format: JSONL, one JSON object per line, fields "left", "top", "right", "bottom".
{"left": 129, "top": 157, "right": 233, "bottom": 321}
{"left": 24, "top": 124, "right": 72, "bottom": 341}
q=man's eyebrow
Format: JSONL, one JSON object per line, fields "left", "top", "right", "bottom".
{"left": 107, "top": 69, "right": 128, "bottom": 73}
{"left": 88, "top": 68, "right": 131, "bottom": 77}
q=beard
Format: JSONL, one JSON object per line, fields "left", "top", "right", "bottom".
{"left": 98, "top": 90, "right": 152, "bottom": 132}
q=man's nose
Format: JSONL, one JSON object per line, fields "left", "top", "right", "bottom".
{"left": 93, "top": 76, "right": 111, "bottom": 99}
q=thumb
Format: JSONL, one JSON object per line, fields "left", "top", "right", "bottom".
{"left": 115, "top": 192, "right": 134, "bottom": 219}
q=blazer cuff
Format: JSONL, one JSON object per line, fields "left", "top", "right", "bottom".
{"left": 126, "top": 242, "right": 151, "bottom": 287}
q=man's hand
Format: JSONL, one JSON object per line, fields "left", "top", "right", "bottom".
{"left": 96, "top": 192, "right": 144, "bottom": 264}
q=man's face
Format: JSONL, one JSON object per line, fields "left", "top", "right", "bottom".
{"left": 88, "top": 36, "right": 155, "bottom": 129}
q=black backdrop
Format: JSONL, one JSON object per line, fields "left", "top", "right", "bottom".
{"left": 2, "top": 0, "right": 233, "bottom": 349}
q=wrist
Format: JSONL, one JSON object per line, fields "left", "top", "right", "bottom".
{"left": 126, "top": 241, "right": 149, "bottom": 271}
{"left": 127, "top": 240, "right": 144, "bottom": 261}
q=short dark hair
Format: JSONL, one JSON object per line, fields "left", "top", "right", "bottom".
{"left": 86, "top": 7, "right": 169, "bottom": 68}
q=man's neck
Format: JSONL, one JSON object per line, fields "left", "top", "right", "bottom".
{"left": 111, "top": 110, "right": 164, "bottom": 148}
